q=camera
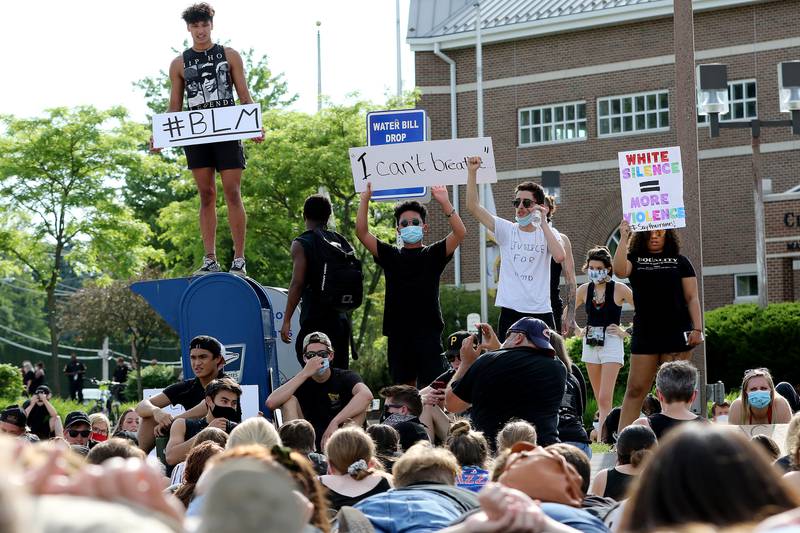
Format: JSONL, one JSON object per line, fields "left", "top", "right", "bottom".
{"left": 475, "top": 327, "right": 483, "bottom": 346}
{"left": 586, "top": 326, "right": 606, "bottom": 347}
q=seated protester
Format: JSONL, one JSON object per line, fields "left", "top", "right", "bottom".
{"left": 321, "top": 426, "right": 392, "bottom": 512}
{"left": 729, "top": 368, "right": 792, "bottom": 425}
{"left": 279, "top": 418, "right": 328, "bottom": 476}
{"left": 776, "top": 382, "right": 800, "bottom": 413}
{"left": 173, "top": 441, "right": 224, "bottom": 508}
{"left": 619, "top": 425, "right": 800, "bottom": 532}
{"left": 23, "top": 385, "right": 61, "bottom": 440}
{"left": 551, "top": 332, "right": 592, "bottom": 458}
{"left": 776, "top": 412, "right": 800, "bottom": 473}
{"left": 169, "top": 426, "right": 229, "bottom": 486}
{"left": 366, "top": 424, "right": 401, "bottom": 473}
{"left": 136, "top": 335, "right": 227, "bottom": 453}
{"left": 266, "top": 331, "right": 372, "bottom": 451}
{"left": 589, "top": 425, "right": 657, "bottom": 501}
{"left": 226, "top": 417, "right": 281, "bottom": 449}
{"left": 547, "top": 443, "right": 619, "bottom": 522}
{"left": 419, "top": 330, "right": 470, "bottom": 444}
{"left": 165, "top": 378, "right": 241, "bottom": 466}
{"left": 446, "top": 317, "right": 567, "bottom": 448}
{"left": 379, "top": 385, "right": 430, "bottom": 451}
{"left": 632, "top": 361, "right": 705, "bottom": 440}
{"left": 752, "top": 434, "right": 781, "bottom": 462}
{"left": 641, "top": 393, "right": 662, "bottom": 417}
{"left": 353, "top": 442, "right": 479, "bottom": 533}
{"left": 446, "top": 420, "right": 490, "bottom": 493}
{"left": 711, "top": 401, "right": 730, "bottom": 423}
{"left": 112, "top": 408, "right": 140, "bottom": 445}
{"left": 63, "top": 411, "right": 92, "bottom": 452}
{"left": 89, "top": 413, "right": 111, "bottom": 446}
{"left": 86, "top": 437, "right": 147, "bottom": 465}
{"left": 601, "top": 407, "right": 622, "bottom": 446}
{"left": 496, "top": 419, "right": 538, "bottom": 454}
{"left": 0, "top": 405, "right": 28, "bottom": 438}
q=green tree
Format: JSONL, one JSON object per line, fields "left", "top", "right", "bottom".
{"left": 59, "top": 270, "right": 176, "bottom": 401}
{"left": 0, "top": 107, "right": 160, "bottom": 395}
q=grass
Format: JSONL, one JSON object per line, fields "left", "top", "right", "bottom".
{"left": 1, "top": 395, "right": 137, "bottom": 424}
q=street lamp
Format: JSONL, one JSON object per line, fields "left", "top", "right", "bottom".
{"left": 696, "top": 61, "right": 800, "bottom": 307}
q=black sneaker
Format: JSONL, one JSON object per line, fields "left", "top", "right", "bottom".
{"left": 230, "top": 257, "right": 247, "bottom": 277}
{"left": 192, "top": 257, "right": 221, "bottom": 276}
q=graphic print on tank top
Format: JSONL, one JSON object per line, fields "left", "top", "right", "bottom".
{"left": 183, "top": 44, "right": 234, "bottom": 110}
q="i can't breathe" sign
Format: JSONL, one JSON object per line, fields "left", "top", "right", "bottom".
{"left": 618, "top": 146, "right": 686, "bottom": 232}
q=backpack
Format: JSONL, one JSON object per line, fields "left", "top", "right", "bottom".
{"left": 313, "top": 228, "right": 363, "bottom": 312}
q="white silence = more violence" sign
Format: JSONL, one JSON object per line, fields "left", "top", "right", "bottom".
{"left": 151, "top": 104, "right": 262, "bottom": 148}
{"left": 349, "top": 137, "right": 497, "bottom": 192}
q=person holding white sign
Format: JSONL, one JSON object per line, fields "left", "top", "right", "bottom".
{"left": 150, "top": 3, "right": 263, "bottom": 277}
{"left": 466, "top": 157, "right": 565, "bottom": 339}
{"left": 356, "top": 182, "right": 465, "bottom": 387}
{"left": 612, "top": 221, "right": 703, "bottom": 433}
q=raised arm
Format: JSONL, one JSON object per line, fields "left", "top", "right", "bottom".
{"left": 538, "top": 207, "right": 565, "bottom": 263}
{"left": 265, "top": 358, "right": 320, "bottom": 411}
{"left": 465, "top": 157, "right": 495, "bottom": 232}
{"left": 431, "top": 185, "right": 466, "bottom": 256}
{"left": 281, "top": 241, "right": 306, "bottom": 343}
{"left": 355, "top": 182, "right": 379, "bottom": 257}
{"left": 612, "top": 220, "right": 633, "bottom": 278}
{"left": 560, "top": 233, "right": 578, "bottom": 336}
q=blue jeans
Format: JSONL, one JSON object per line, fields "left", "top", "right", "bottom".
{"left": 564, "top": 441, "right": 592, "bottom": 459}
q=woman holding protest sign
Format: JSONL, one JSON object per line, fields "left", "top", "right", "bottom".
{"left": 612, "top": 220, "right": 703, "bottom": 432}
{"left": 575, "top": 246, "right": 634, "bottom": 438}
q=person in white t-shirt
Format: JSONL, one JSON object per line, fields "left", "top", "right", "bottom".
{"left": 466, "top": 156, "right": 566, "bottom": 340}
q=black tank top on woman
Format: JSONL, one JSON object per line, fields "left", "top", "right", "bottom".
{"left": 550, "top": 259, "right": 563, "bottom": 328}
{"left": 603, "top": 467, "right": 634, "bottom": 501}
{"left": 182, "top": 44, "right": 235, "bottom": 110}
{"left": 585, "top": 281, "right": 622, "bottom": 328}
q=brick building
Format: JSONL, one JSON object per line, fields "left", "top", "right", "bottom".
{"left": 407, "top": 0, "right": 800, "bottom": 312}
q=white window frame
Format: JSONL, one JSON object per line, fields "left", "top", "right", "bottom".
{"left": 698, "top": 79, "right": 757, "bottom": 125}
{"left": 518, "top": 101, "right": 588, "bottom": 147}
{"left": 597, "top": 90, "right": 670, "bottom": 138}
{"left": 734, "top": 273, "right": 759, "bottom": 303}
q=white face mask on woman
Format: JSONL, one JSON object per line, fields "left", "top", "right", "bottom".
{"left": 587, "top": 268, "right": 608, "bottom": 283}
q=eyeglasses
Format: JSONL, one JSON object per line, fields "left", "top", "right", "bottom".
{"left": 512, "top": 199, "right": 535, "bottom": 209}
{"left": 399, "top": 218, "right": 422, "bottom": 228}
{"left": 384, "top": 403, "right": 404, "bottom": 410}
{"left": 303, "top": 350, "right": 330, "bottom": 360}
{"left": 67, "top": 429, "right": 91, "bottom": 438}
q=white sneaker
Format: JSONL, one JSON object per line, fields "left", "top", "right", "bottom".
{"left": 229, "top": 257, "right": 247, "bottom": 277}
{"left": 192, "top": 256, "right": 221, "bottom": 276}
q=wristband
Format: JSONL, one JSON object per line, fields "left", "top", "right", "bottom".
{"left": 446, "top": 208, "right": 457, "bottom": 218}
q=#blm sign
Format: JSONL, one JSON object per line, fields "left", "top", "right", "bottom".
{"left": 618, "top": 146, "right": 686, "bottom": 232}
{"left": 152, "top": 103, "right": 262, "bottom": 149}
{"left": 349, "top": 137, "right": 497, "bottom": 193}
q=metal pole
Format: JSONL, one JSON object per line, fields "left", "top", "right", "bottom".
{"left": 751, "top": 136, "right": 769, "bottom": 307}
{"left": 673, "top": 0, "right": 708, "bottom": 413}
{"left": 475, "top": 1, "right": 487, "bottom": 322}
{"left": 396, "top": 0, "right": 403, "bottom": 97}
{"left": 316, "top": 21, "right": 322, "bottom": 112}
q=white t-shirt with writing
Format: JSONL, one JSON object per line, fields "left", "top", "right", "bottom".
{"left": 493, "top": 216, "right": 561, "bottom": 314}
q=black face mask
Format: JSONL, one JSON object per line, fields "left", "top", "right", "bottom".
{"left": 211, "top": 403, "right": 241, "bottom": 423}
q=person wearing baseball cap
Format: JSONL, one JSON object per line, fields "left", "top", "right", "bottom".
{"left": 22, "top": 385, "right": 60, "bottom": 440}
{"left": 0, "top": 405, "right": 27, "bottom": 436}
{"left": 63, "top": 411, "right": 92, "bottom": 447}
{"left": 266, "top": 331, "right": 372, "bottom": 451}
{"left": 445, "top": 317, "right": 567, "bottom": 448}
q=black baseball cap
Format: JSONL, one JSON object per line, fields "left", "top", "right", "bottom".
{"left": 34, "top": 385, "right": 51, "bottom": 395}
{"left": 64, "top": 411, "right": 91, "bottom": 429}
{"left": 442, "top": 331, "right": 472, "bottom": 359}
{"left": 189, "top": 335, "right": 224, "bottom": 358}
{"left": 0, "top": 405, "right": 26, "bottom": 429}
{"left": 506, "top": 317, "right": 555, "bottom": 354}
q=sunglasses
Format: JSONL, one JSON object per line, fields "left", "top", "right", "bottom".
{"left": 399, "top": 218, "right": 422, "bottom": 228}
{"left": 303, "top": 350, "right": 330, "bottom": 360}
{"left": 67, "top": 429, "right": 91, "bottom": 438}
{"left": 744, "top": 368, "right": 769, "bottom": 377}
{"left": 512, "top": 198, "right": 536, "bottom": 209}
{"left": 384, "top": 403, "right": 405, "bottom": 410}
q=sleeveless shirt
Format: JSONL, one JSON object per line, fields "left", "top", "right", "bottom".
{"left": 182, "top": 44, "right": 235, "bottom": 110}
{"left": 585, "top": 281, "right": 623, "bottom": 328}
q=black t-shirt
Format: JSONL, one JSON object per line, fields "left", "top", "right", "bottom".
{"left": 23, "top": 370, "right": 35, "bottom": 391}
{"left": 294, "top": 368, "right": 362, "bottom": 450}
{"left": 558, "top": 365, "right": 590, "bottom": 444}
{"left": 22, "top": 400, "right": 54, "bottom": 440}
{"left": 65, "top": 361, "right": 86, "bottom": 383}
{"left": 375, "top": 238, "right": 452, "bottom": 337}
{"left": 113, "top": 364, "right": 130, "bottom": 384}
{"left": 627, "top": 253, "right": 695, "bottom": 336}
{"left": 163, "top": 371, "right": 225, "bottom": 411}
{"left": 452, "top": 347, "right": 567, "bottom": 447}
{"left": 295, "top": 229, "right": 349, "bottom": 324}
{"left": 30, "top": 371, "right": 45, "bottom": 391}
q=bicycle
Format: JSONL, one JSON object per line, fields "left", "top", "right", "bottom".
{"left": 87, "top": 378, "right": 122, "bottom": 425}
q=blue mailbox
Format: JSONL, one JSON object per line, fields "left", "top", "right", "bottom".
{"left": 131, "top": 273, "right": 279, "bottom": 413}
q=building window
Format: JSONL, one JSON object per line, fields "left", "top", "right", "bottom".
{"left": 698, "top": 80, "right": 757, "bottom": 124}
{"left": 735, "top": 274, "right": 759, "bottom": 300}
{"left": 606, "top": 227, "right": 621, "bottom": 257}
{"left": 598, "top": 90, "right": 669, "bottom": 137}
{"left": 519, "top": 102, "right": 587, "bottom": 146}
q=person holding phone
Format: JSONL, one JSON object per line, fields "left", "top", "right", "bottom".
{"left": 612, "top": 221, "right": 703, "bottom": 433}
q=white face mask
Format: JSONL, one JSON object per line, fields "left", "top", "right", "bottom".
{"left": 587, "top": 268, "right": 608, "bottom": 284}
{"left": 715, "top": 415, "right": 729, "bottom": 424}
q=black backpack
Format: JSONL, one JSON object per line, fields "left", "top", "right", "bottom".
{"left": 312, "top": 228, "right": 363, "bottom": 312}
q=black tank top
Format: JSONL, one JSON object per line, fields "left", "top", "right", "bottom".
{"left": 585, "top": 281, "right": 622, "bottom": 328}
{"left": 182, "top": 44, "right": 235, "bottom": 110}
{"left": 550, "top": 258, "right": 563, "bottom": 319}
{"left": 603, "top": 467, "right": 634, "bottom": 501}
{"left": 646, "top": 413, "right": 701, "bottom": 440}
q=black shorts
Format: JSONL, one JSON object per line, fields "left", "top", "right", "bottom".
{"left": 387, "top": 332, "right": 446, "bottom": 387}
{"left": 184, "top": 140, "right": 246, "bottom": 171}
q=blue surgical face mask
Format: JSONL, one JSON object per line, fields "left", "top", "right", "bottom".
{"left": 399, "top": 225, "right": 423, "bottom": 244}
{"left": 315, "top": 357, "right": 330, "bottom": 376}
{"left": 588, "top": 268, "right": 608, "bottom": 284}
{"left": 515, "top": 213, "right": 534, "bottom": 227}
{"left": 748, "top": 390, "right": 772, "bottom": 409}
